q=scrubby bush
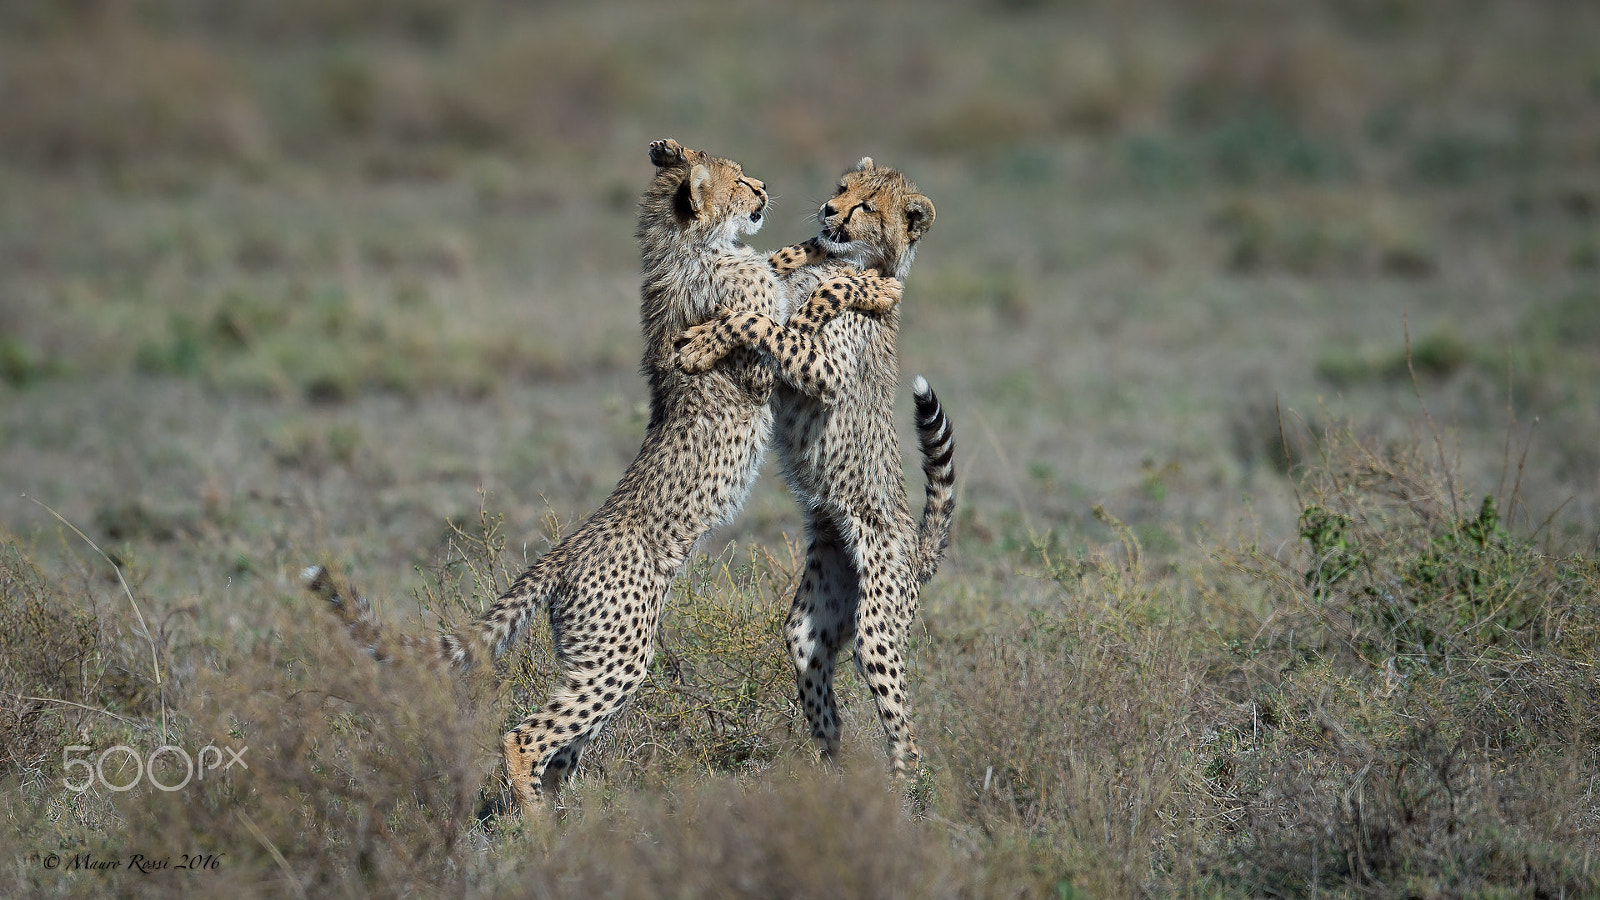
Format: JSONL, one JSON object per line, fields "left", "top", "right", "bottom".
{"left": 3, "top": 420, "right": 1598, "bottom": 896}
{"left": 1, "top": 546, "right": 117, "bottom": 781}
{"left": 1197, "top": 427, "right": 1600, "bottom": 896}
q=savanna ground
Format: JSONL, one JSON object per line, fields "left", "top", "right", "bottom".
{"left": 2, "top": 0, "right": 1598, "bottom": 896}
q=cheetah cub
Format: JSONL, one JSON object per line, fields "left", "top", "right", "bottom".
{"left": 678, "top": 157, "right": 956, "bottom": 780}
{"left": 307, "top": 140, "right": 901, "bottom": 819}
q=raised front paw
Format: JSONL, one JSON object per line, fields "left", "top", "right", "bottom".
{"left": 677, "top": 311, "right": 737, "bottom": 373}
{"left": 677, "top": 326, "right": 727, "bottom": 374}
{"left": 823, "top": 271, "right": 902, "bottom": 314}
{"left": 648, "top": 138, "right": 686, "bottom": 168}
{"left": 865, "top": 272, "right": 904, "bottom": 311}
{"left": 769, "top": 244, "right": 811, "bottom": 275}
{"left": 769, "top": 239, "right": 829, "bottom": 275}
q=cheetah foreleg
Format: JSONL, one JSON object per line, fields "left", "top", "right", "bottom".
{"left": 677, "top": 271, "right": 900, "bottom": 403}
{"left": 783, "top": 266, "right": 901, "bottom": 334}
{"left": 767, "top": 238, "right": 828, "bottom": 276}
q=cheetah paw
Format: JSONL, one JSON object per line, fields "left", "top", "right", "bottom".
{"left": 677, "top": 332, "right": 725, "bottom": 373}
{"left": 648, "top": 139, "right": 686, "bottom": 168}
{"left": 677, "top": 315, "right": 732, "bottom": 373}
{"left": 828, "top": 271, "right": 901, "bottom": 313}
{"left": 863, "top": 273, "right": 903, "bottom": 311}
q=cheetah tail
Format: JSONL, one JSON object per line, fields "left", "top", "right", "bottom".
{"left": 471, "top": 562, "right": 559, "bottom": 662}
{"left": 911, "top": 376, "right": 956, "bottom": 584}
{"left": 302, "top": 564, "right": 394, "bottom": 661}
{"left": 301, "top": 564, "right": 477, "bottom": 671}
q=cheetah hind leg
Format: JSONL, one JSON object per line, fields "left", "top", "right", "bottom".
{"left": 501, "top": 711, "right": 588, "bottom": 820}
{"left": 846, "top": 526, "right": 923, "bottom": 782}
{"left": 474, "top": 738, "right": 589, "bottom": 825}
{"left": 786, "top": 523, "right": 859, "bottom": 766}
{"left": 500, "top": 648, "right": 650, "bottom": 819}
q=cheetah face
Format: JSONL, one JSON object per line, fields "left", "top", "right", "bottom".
{"left": 815, "top": 157, "right": 934, "bottom": 278}
{"left": 649, "top": 138, "right": 769, "bottom": 244}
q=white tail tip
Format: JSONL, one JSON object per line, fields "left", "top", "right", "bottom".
{"left": 912, "top": 375, "right": 929, "bottom": 395}
{"left": 301, "top": 565, "right": 325, "bottom": 584}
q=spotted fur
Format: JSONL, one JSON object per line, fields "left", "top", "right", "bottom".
{"left": 306, "top": 140, "right": 900, "bottom": 819}
{"left": 677, "top": 157, "right": 956, "bottom": 779}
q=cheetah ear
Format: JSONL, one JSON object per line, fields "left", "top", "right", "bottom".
{"left": 904, "top": 194, "right": 935, "bottom": 242}
{"left": 854, "top": 156, "right": 875, "bottom": 172}
{"left": 687, "top": 164, "right": 712, "bottom": 213}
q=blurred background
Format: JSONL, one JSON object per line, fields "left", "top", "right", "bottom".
{"left": 1, "top": 0, "right": 1598, "bottom": 580}
{"left": 3, "top": 3, "right": 1600, "bottom": 894}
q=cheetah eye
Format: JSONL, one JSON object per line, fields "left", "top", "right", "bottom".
{"left": 834, "top": 185, "right": 846, "bottom": 195}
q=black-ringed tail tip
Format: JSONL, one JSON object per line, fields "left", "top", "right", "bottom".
{"left": 909, "top": 374, "right": 955, "bottom": 585}
{"left": 301, "top": 564, "right": 326, "bottom": 593}
{"left": 302, "top": 565, "right": 343, "bottom": 608}
{"left": 302, "top": 564, "right": 334, "bottom": 596}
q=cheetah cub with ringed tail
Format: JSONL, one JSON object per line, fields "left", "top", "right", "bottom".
{"left": 679, "top": 157, "right": 956, "bottom": 780}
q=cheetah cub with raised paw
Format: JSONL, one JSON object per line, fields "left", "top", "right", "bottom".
{"left": 307, "top": 140, "right": 900, "bottom": 820}
{"left": 678, "top": 157, "right": 956, "bottom": 781}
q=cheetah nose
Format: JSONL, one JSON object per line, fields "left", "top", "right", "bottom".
{"left": 821, "top": 202, "right": 837, "bottom": 219}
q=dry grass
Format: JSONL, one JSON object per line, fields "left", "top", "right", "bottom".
{"left": 923, "top": 538, "right": 1203, "bottom": 896}
{"left": 0, "top": 545, "right": 146, "bottom": 783}
{"left": 5, "top": 424, "right": 1595, "bottom": 897}
{"left": 1192, "top": 424, "right": 1600, "bottom": 896}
